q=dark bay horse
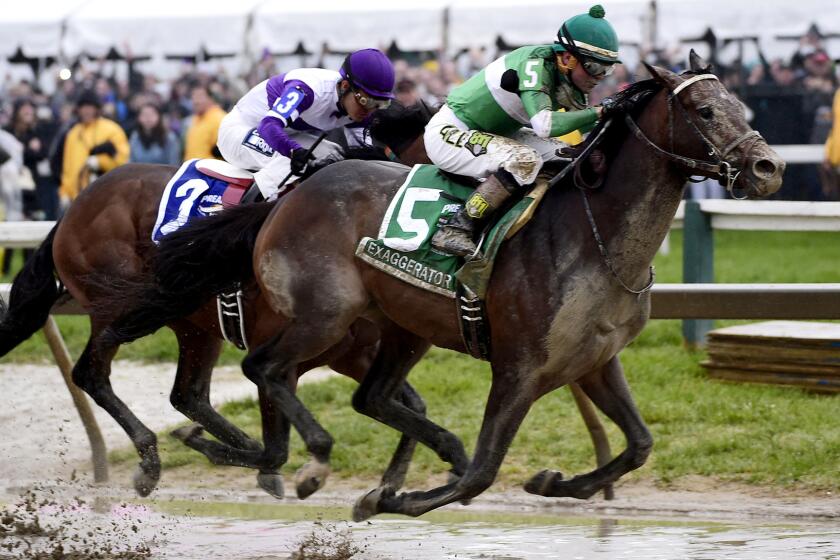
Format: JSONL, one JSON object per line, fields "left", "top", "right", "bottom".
{"left": 93, "top": 101, "right": 618, "bottom": 501}
{"left": 123, "top": 55, "right": 783, "bottom": 518}
{"left": 0, "top": 134, "right": 450, "bottom": 499}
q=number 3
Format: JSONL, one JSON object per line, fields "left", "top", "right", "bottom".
{"left": 523, "top": 60, "right": 540, "bottom": 88}
{"left": 274, "top": 90, "right": 301, "bottom": 116}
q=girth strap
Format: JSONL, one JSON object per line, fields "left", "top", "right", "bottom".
{"left": 456, "top": 285, "right": 491, "bottom": 360}
{"left": 217, "top": 283, "right": 248, "bottom": 351}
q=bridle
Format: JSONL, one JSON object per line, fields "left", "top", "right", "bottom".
{"left": 571, "top": 72, "right": 763, "bottom": 296}
{"left": 623, "top": 73, "right": 763, "bottom": 200}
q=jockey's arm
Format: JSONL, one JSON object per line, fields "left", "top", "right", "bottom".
{"left": 257, "top": 82, "right": 314, "bottom": 157}
{"left": 521, "top": 90, "right": 599, "bottom": 139}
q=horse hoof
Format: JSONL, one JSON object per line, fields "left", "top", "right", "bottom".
{"left": 256, "top": 472, "right": 284, "bottom": 499}
{"left": 447, "top": 471, "right": 471, "bottom": 506}
{"left": 549, "top": 476, "right": 600, "bottom": 500}
{"left": 132, "top": 466, "right": 159, "bottom": 497}
{"left": 523, "top": 469, "right": 562, "bottom": 496}
{"left": 352, "top": 486, "right": 392, "bottom": 522}
{"left": 170, "top": 423, "right": 204, "bottom": 442}
{"left": 295, "top": 460, "right": 331, "bottom": 500}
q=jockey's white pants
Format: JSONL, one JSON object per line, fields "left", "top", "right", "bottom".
{"left": 217, "top": 108, "right": 330, "bottom": 199}
{"left": 423, "top": 104, "right": 568, "bottom": 186}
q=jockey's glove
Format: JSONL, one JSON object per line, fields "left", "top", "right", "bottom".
{"left": 89, "top": 140, "right": 117, "bottom": 157}
{"left": 599, "top": 95, "right": 625, "bottom": 118}
{"left": 289, "top": 148, "right": 315, "bottom": 175}
{"left": 314, "top": 139, "right": 345, "bottom": 163}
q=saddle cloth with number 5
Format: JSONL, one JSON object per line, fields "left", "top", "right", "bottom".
{"left": 355, "top": 164, "right": 545, "bottom": 299}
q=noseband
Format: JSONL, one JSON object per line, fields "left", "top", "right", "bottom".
{"left": 623, "top": 73, "right": 763, "bottom": 199}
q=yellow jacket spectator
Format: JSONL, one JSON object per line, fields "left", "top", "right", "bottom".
{"left": 825, "top": 89, "right": 840, "bottom": 168}
{"left": 60, "top": 91, "right": 129, "bottom": 202}
{"left": 183, "top": 85, "right": 226, "bottom": 160}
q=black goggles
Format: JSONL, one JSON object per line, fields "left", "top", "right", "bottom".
{"left": 558, "top": 23, "right": 616, "bottom": 78}
{"left": 353, "top": 89, "right": 391, "bottom": 110}
{"left": 580, "top": 57, "right": 616, "bottom": 78}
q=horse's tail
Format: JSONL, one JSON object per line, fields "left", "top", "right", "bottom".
{"left": 103, "top": 200, "right": 276, "bottom": 345}
{"left": 0, "top": 225, "right": 60, "bottom": 356}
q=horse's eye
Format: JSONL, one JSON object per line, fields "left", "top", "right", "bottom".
{"left": 698, "top": 107, "right": 714, "bottom": 120}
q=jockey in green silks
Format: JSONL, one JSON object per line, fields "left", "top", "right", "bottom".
{"left": 425, "top": 4, "right": 621, "bottom": 257}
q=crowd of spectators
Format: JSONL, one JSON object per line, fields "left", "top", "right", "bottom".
{"left": 0, "top": 31, "right": 837, "bottom": 231}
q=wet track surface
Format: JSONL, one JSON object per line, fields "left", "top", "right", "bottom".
{"left": 2, "top": 489, "right": 838, "bottom": 559}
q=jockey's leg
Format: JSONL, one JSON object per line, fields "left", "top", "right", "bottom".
{"left": 424, "top": 105, "right": 542, "bottom": 258}
{"left": 218, "top": 109, "right": 290, "bottom": 201}
{"left": 433, "top": 169, "right": 523, "bottom": 258}
{"left": 509, "top": 128, "right": 569, "bottom": 163}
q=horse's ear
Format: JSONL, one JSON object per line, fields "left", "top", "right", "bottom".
{"left": 688, "top": 49, "right": 713, "bottom": 73}
{"left": 643, "top": 61, "right": 682, "bottom": 91}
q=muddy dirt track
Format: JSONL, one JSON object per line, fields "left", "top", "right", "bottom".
{"left": 0, "top": 361, "right": 837, "bottom": 523}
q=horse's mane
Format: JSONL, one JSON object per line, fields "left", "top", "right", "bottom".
{"left": 579, "top": 78, "right": 660, "bottom": 152}
{"left": 368, "top": 100, "right": 438, "bottom": 154}
{"left": 581, "top": 67, "right": 715, "bottom": 152}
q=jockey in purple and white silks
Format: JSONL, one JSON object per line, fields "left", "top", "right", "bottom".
{"left": 217, "top": 48, "right": 395, "bottom": 200}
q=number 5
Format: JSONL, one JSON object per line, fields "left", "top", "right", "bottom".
{"left": 382, "top": 187, "right": 441, "bottom": 252}
{"left": 523, "top": 60, "right": 540, "bottom": 88}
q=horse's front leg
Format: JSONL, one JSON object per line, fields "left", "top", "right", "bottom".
{"left": 524, "top": 356, "right": 652, "bottom": 499}
{"left": 354, "top": 366, "right": 534, "bottom": 520}
{"left": 350, "top": 326, "right": 469, "bottom": 489}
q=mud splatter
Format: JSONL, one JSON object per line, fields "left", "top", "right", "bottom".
{"left": 0, "top": 482, "right": 168, "bottom": 559}
{"left": 290, "top": 519, "right": 366, "bottom": 560}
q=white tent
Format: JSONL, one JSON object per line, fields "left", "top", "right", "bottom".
{"left": 0, "top": 1, "right": 87, "bottom": 58}
{"left": 1, "top": 1, "right": 838, "bottom": 65}
{"left": 251, "top": 0, "right": 450, "bottom": 54}
{"left": 448, "top": 0, "right": 650, "bottom": 52}
{"left": 62, "top": 0, "right": 262, "bottom": 58}
{"left": 655, "top": 0, "right": 840, "bottom": 62}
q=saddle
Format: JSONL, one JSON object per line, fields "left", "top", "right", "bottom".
{"left": 195, "top": 159, "right": 255, "bottom": 207}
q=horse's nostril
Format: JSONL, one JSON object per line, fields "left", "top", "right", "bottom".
{"left": 753, "top": 159, "right": 778, "bottom": 178}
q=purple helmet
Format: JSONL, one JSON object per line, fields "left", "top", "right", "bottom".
{"left": 340, "top": 48, "right": 395, "bottom": 99}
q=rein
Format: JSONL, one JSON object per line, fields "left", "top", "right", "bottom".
{"left": 566, "top": 73, "right": 758, "bottom": 296}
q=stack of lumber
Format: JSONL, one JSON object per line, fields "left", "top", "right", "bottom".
{"left": 702, "top": 321, "right": 840, "bottom": 393}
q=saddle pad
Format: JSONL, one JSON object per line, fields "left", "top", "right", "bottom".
{"left": 355, "top": 164, "right": 546, "bottom": 298}
{"left": 152, "top": 159, "right": 234, "bottom": 243}
{"left": 356, "top": 164, "right": 471, "bottom": 297}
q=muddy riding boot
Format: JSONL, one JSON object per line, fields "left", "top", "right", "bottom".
{"left": 431, "top": 170, "right": 521, "bottom": 258}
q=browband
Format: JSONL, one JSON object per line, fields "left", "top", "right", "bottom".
{"left": 672, "top": 73, "right": 718, "bottom": 96}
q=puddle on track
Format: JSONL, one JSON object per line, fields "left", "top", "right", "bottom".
{"left": 2, "top": 492, "right": 838, "bottom": 559}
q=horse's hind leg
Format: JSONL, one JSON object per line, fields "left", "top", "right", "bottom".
{"left": 524, "top": 356, "right": 653, "bottom": 499}
{"left": 164, "top": 319, "right": 287, "bottom": 497}
{"left": 73, "top": 323, "right": 160, "bottom": 496}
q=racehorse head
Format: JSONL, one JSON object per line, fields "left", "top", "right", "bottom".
{"left": 635, "top": 50, "right": 783, "bottom": 199}
{"left": 368, "top": 100, "right": 436, "bottom": 165}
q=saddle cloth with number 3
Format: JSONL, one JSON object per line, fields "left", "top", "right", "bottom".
{"left": 151, "top": 159, "right": 253, "bottom": 243}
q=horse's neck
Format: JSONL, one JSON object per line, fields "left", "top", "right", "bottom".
{"left": 398, "top": 136, "right": 432, "bottom": 166}
{"left": 608, "top": 116, "right": 685, "bottom": 276}
{"left": 545, "top": 109, "right": 685, "bottom": 283}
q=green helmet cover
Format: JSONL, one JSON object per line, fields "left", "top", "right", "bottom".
{"left": 553, "top": 4, "right": 620, "bottom": 63}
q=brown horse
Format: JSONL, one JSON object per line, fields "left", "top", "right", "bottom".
{"left": 120, "top": 54, "right": 784, "bottom": 518}
{"left": 0, "top": 131, "right": 458, "bottom": 499}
